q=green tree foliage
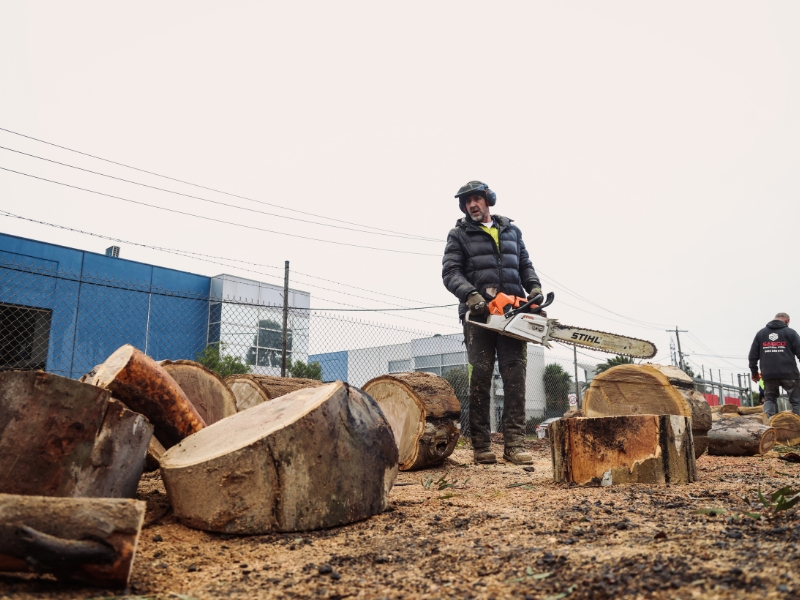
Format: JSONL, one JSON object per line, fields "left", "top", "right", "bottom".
{"left": 543, "top": 363, "right": 573, "bottom": 414}
{"left": 196, "top": 342, "right": 251, "bottom": 378}
{"left": 287, "top": 358, "right": 323, "bottom": 380}
{"left": 594, "top": 355, "right": 635, "bottom": 375}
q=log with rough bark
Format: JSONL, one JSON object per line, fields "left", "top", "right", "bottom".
{"left": 144, "top": 436, "right": 166, "bottom": 472}
{"left": 362, "top": 372, "right": 461, "bottom": 471}
{"left": 161, "top": 381, "right": 398, "bottom": 534}
{"left": 718, "top": 404, "right": 740, "bottom": 415}
{"left": 159, "top": 359, "right": 236, "bottom": 425}
{"left": 713, "top": 412, "right": 769, "bottom": 425}
{"left": 89, "top": 344, "right": 206, "bottom": 448}
{"left": 73, "top": 399, "right": 153, "bottom": 498}
{"left": 582, "top": 364, "right": 712, "bottom": 458}
{"left": 550, "top": 415, "right": 696, "bottom": 485}
{"left": 0, "top": 493, "right": 145, "bottom": 588}
{"left": 769, "top": 412, "right": 800, "bottom": 446}
{"left": 708, "top": 418, "right": 776, "bottom": 456}
{"left": 224, "top": 374, "right": 325, "bottom": 411}
{"left": 737, "top": 405, "right": 764, "bottom": 416}
{"left": 0, "top": 372, "right": 153, "bottom": 498}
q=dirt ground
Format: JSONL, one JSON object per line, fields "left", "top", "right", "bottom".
{"left": 2, "top": 438, "right": 800, "bottom": 600}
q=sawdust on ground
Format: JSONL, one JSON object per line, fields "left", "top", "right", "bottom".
{"left": 2, "top": 439, "right": 800, "bottom": 600}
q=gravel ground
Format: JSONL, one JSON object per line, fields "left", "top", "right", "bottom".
{"left": 2, "top": 438, "right": 800, "bottom": 600}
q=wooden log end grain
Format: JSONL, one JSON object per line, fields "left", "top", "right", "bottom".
{"left": 769, "top": 412, "right": 800, "bottom": 446}
{"left": 0, "top": 371, "right": 110, "bottom": 497}
{"left": 224, "top": 374, "right": 326, "bottom": 412}
{"left": 362, "top": 372, "right": 461, "bottom": 471}
{"left": 550, "top": 414, "right": 696, "bottom": 486}
{"left": 0, "top": 494, "right": 145, "bottom": 588}
{"left": 90, "top": 344, "right": 206, "bottom": 448}
{"left": 161, "top": 381, "right": 398, "bottom": 534}
{"left": 159, "top": 359, "right": 236, "bottom": 425}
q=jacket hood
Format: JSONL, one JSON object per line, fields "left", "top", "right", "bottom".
{"left": 767, "top": 320, "right": 788, "bottom": 329}
{"left": 456, "top": 214, "right": 512, "bottom": 229}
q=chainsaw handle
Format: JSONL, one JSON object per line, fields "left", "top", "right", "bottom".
{"left": 506, "top": 291, "right": 555, "bottom": 318}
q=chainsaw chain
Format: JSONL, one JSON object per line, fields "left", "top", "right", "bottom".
{"left": 550, "top": 322, "right": 658, "bottom": 359}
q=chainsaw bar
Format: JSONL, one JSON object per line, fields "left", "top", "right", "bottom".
{"left": 548, "top": 322, "right": 658, "bottom": 359}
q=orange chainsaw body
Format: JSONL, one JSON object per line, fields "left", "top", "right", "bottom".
{"left": 488, "top": 293, "right": 533, "bottom": 316}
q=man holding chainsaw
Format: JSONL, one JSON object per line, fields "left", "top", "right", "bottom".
{"left": 442, "top": 180, "right": 541, "bottom": 465}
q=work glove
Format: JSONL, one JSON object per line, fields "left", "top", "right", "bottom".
{"left": 527, "top": 288, "right": 543, "bottom": 302}
{"left": 466, "top": 291, "right": 487, "bottom": 316}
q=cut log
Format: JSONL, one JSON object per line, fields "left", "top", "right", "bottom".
{"left": 718, "top": 404, "right": 740, "bottom": 414}
{"left": 159, "top": 360, "right": 236, "bottom": 425}
{"left": 550, "top": 415, "right": 695, "bottom": 485}
{"left": 362, "top": 372, "right": 461, "bottom": 471}
{"left": 737, "top": 405, "right": 764, "bottom": 416}
{"left": 769, "top": 412, "right": 800, "bottom": 446}
{"left": 224, "top": 374, "right": 326, "bottom": 411}
{"left": 708, "top": 418, "right": 776, "bottom": 456}
{"left": 713, "top": 412, "right": 769, "bottom": 425}
{"left": 89, "top": 344, "right": 206, "bottom": 448}
{"left": 0, "top": 493, "right": 145, "bottom": 588}
{"left": 0, "top": 371, "right": 110, "bottom": 497}
{"left": 74, "top": 399, "right": 153, "bottom": 498}
{"left": 161, "top": 381, "right": 398, "bottom": 534}
{"left": 144, "top": 436, "right": 166, "bottom": 472}
{"left": 582, "top": 364, "right": 712, "bottom": 458}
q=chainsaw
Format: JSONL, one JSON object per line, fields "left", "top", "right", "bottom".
{"left": 465, "top": 292, "right": 657, "bottom": 359}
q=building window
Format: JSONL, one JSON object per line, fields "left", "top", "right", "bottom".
{"left": 388, "top": 359, "right": 412, "bottom": 373}
{"left": 0, "top": 303, "right": 51, "bottom": 371}
{"left": 246, "top": 318, "right": 292, "bottom": 368}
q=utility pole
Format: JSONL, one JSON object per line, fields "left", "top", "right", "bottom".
{"left": 573, "top": 345, "right": 581, "bottom": 406}
{"left": 281, "top": 261, "right": 290, "bottom": 377}
{"left": 666, "top": 327, "right": 688, "bottom": 371}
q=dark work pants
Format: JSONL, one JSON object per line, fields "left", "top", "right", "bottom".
{"left": 463, "top": 321, "right": 527, "bottom": 450}
{"left": 763, "top": 379, "right": 800, "bottom": 418}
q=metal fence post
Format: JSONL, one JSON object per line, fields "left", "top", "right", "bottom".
{"left": 281, "top": 261, "right": 289, "bottom": 377}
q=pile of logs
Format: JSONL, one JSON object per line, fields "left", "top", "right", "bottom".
{"left": 709, "top": 404, "right": 776, "bottom": 456}
{"left": 0, "top": 343, "right": 466, "bottom": 586}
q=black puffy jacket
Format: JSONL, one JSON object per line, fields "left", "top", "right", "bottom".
{"left": 748, "top": 320, "right": 800, "bottom": 380}
{"left": 442, "top": 215, "right": 540, "bottom": 318}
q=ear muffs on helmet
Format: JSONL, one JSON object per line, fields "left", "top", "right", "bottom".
{"left": 455, "top": 180, "right": 496, "bottom": 213}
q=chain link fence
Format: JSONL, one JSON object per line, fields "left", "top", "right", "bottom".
{"left": 1, "top": 258, "right": 590, "bottom": 438}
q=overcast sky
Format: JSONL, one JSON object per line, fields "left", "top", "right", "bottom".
{"left": 1, "top": 1, "right": 798, "bottom": 382}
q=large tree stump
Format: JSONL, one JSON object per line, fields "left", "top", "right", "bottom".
{"left": 0, "top": 372, "right": 153, "bottom": 498}
{"left": 159, "top": 360, "right": 236, "bottom": 425}
{"left": 582, "top": 364, "right": 712, "bottom": 458}
{"left": 161, "top": 381, "right": 398, "bottom": 534}
{"left": 708, "top": 418, "right": 776, "bottom": 456}
{"left": 0, "top": 494, "right": 145, "bottom": 588}
{"left": 550, "top": 415, "right": 696, "bottom": 485}
{"left": 224, "top": 374, "right": 326, "bottom": 411}
{"left": 89, "top": 344, "right": 206, "bottom": 448}
{"left": 362, "top": 372, "right": 461, "bottom": 470}
{"left": 769, "top": 412, "right": 800, "bottom": 446}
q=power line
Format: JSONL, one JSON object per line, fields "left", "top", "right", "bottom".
{"left": 0, "top": 166, "right": 441, "bottom": 257}
{"left": 0, "top": 209, "right": 458, "bottom": 321}
{"left": 0, "top": 144, "right": 439, "bottom": 243}
{"left": 0, "top": 126, "right": 441, "bottom": 241}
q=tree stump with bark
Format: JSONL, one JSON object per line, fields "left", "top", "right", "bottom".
{"left": 89, "top": 344, "right": 206, "bottom": 448}
{"left": 582, "top": 363, "right": 712, "bottom": 458}
{"left": 0, "top": 493, "right": 145, "bottom": 588}
{"left": 708, "top": 418, "right": 776, "bottom": 456}
{"left": 362, "top": 372, "right": 461, "bottom": 471}
{"left": 0, "top": 372, "right": 151, "bottom": 498}
{"left": 161, "top": 381, "right": 398, "bottom": 534}
{"left": 769, "top": 412, "right": 800, "bottom": 446}
{"left": 224, "top": 374, "right": 326, "bottom": 411}
{"left": 159, "top": 359, "right": 236, "bottom": 425}
{"left": 550, "top": 415, "right": 696, "bottom": 485}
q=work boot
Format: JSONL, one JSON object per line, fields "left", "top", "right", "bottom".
{"left": 503, "top": 447, "right": 533, "bottom": 465}
{"left": 473, "top": 448, "right": 497, "bottom": 464}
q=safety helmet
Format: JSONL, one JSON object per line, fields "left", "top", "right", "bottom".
{"left": 454, "top": 181, "right": 496, "bottom": 213}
